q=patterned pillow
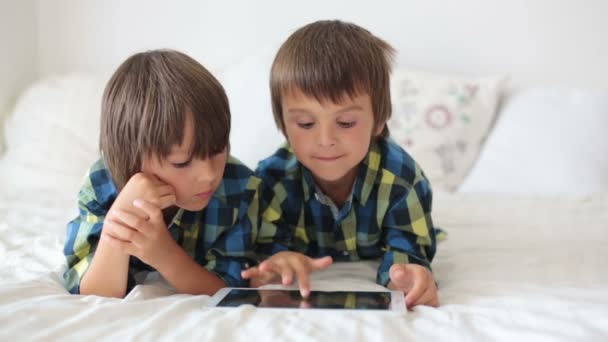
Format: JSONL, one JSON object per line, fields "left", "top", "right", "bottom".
{"left": 388, "top": 69, "right": 506, "bottom": 192}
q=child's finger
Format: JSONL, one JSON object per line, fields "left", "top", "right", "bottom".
{"left": 104, "top": 219, "right": 143, "bottom": 245}
{"left": 404, "top": 277, "right": 426, "bottom": 308}
{"left": 309, "top": 256, "right": 333, "bottom": 271}
{"left": 113, "top": 209, "right": 149, "bottom": 231}
{"left": 241, "top": 266, "right": 260, "bottom": 279}
{"left": 280, "top": 267, "right": 295, "bottom": 286}
{"left": 158, "top": 194, "right": 177, "bottom": 209}
{"left": 290, "top": 260, "right": 311, "bottom": 298}
{"left": 156, "top": 184, "right": 175, "bottom": 196}
{"left": 389, "top": 264, "right": 413, "bottom": 291}
{"left": 259, "top": 259, "right": 277, "bottom": 273}
{"left": 132, "top": 199, "right": 163, "bottom": 225}
{"left": 416, "top": 285, "right": 439, "bottom": 308}
{"left": 103, "top": 233, "right": 137, "bottom": 256}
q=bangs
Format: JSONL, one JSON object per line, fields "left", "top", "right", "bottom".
{"left": 140, "top": 87, "right": 229, "bottom": 163}
{"left": 271, "top": 37, "right": 376, "bottom": 105}
{"left": 137, "top": 52, "right": 230, "bottom": 163}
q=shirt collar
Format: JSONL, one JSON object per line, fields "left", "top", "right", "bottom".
{"left": 357, "top": 140, "right": 382, "bottom": 206}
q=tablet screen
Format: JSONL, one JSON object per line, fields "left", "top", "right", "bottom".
{"left": 216, "top": 289, "right": 392, "bottom": 310}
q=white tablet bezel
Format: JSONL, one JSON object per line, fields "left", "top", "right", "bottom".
{"left": 206, "top": 287, "right": 406, "bottom": 312}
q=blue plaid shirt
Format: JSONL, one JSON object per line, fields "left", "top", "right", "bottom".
{"left": 255, "top": 137, "right": 438, "bottom": 286}
{"left": 63, "top": 156, "right": 260, "bottom": 294}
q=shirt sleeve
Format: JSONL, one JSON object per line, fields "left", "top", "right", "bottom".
{"left": 254, "top": 181, "right": 291, "bottom": 260}
{"left": 62, "top": 167, "right": 140, "bottom": 294}
{"left": 377, "top": 176, "right": 437, "bottom": 286}
{"left": 63, "top": 176, "right": 101, "bottom": 293}
{"left": 204, "top": 176, "right": 261, "bottom": 287}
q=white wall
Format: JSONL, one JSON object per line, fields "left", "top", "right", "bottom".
{"left": 0, "top": 0, "right": 38, "bottom": 151}
{"left": 36, "top": 0, "right": 608, "bottom": 89}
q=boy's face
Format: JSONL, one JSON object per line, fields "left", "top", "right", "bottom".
{"left": 142, "top": 114, "right": 227, "bottom": 212}
{"left": 282, "top": 87, "right": 384, "bottom": 191}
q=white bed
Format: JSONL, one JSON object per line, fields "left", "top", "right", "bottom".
{"left": 0, "top": 72, "right": 607, "bottom": 341}
{"left": 1, "top": 3, "right": 608, "bottom": 340}
{"left": 1, "top": 187, "right": 607, "bottom": 340}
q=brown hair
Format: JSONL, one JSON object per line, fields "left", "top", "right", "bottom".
{"left": 100, "top": 49, "right": 230, "bottom": 190}
{"left": 270, "top": 20, "right": 395, "bottom": 138}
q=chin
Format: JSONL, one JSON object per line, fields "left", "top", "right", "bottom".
{"left": 310, "top": 169, "right": 348, "bottom": 183}
{"left": 178, "top": 201, "right": 208, "bottom": 212}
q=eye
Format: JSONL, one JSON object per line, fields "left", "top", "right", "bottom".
{"left": 297, "top": 122, "right": 314, "bottom": 129}
{"left": 172, "top": 159, "right": 192, "bottom": 169}
{"left": 338, "top": 121, "right": 356, "bottom": 128}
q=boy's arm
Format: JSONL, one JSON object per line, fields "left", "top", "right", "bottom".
{"left": 154, "top": 246, "right": 227, "bottom": 295}
{"left": 63, "top": 172, "right": 132, "bottom": 297}
{"left": 79, "top": 233, "right": 131, "bottom": 297}
{"left": 101, "top": 197, "right": 227, "bottom": 296}
{"left": 377, "top": 179, "right": 436, "bottom": 287}
{"left": 137, "top": 175, "right": 261, "bottom": 295}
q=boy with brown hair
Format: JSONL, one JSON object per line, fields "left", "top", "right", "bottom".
{"left": 63, "top": 49, "right": 259, "bottom": 297}
{"left": 242, "top": 20, "right": 439, "bottom": 308}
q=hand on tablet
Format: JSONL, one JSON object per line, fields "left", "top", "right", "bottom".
{"left": 387, "top": 263, "right": 439, "bottom": 309}
{"left": 241, "top": 252, "right": 333, "bottom": 298}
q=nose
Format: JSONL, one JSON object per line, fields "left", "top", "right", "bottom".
{"left": 317, "top": 123, "right": 336, "bottom": 148}
{"left": 196, "top": 159, "right": 218, "bottom": 184}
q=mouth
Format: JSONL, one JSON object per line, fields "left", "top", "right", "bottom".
{"left": 195, "top": 190, "right": 214, "bottom": 199}
{"left": 315, "top": 155, "right": 343, "bottom": 162}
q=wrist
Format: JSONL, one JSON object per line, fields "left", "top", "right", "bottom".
{"left": 153, "top": 242, "right": 185, "bottom": 277}
{"left": 99, "top": 232, "right": 130, "bottom": 257}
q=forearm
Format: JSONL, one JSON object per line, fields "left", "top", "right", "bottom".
{"left": 80, "top": 237, "right": 130, "bottom": 298}
{"left": 155, "top": 245, "right": 226, "bottom": 295}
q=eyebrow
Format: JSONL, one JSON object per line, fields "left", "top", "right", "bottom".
{"left": 286, "top": 105, "right": 365, "bottom": 116}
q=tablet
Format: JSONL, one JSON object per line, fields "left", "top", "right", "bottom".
{"left": 207, "top": 288, "right": 405, "bottom": 311}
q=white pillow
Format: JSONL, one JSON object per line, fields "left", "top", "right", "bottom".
{"left": 219, "top": 44, "right": 285, "bottom": 169}
{"left": 388, "top": 69, "right": 506, "bottom": 192}
{"left": 0, "top": 102, "right": 6, "bottom": 156}
{"left": 0, "top": 74, "right": 108, "bottom": 194}
{"left": 459, "top": 87, "right": 608, "bottom": 195}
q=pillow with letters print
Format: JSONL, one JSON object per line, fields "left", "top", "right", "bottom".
{"left": 388, "top": 69, "right": 507, "bottom": 192}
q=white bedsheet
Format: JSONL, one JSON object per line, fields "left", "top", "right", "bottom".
{"left": 1, "top": 188, "right": 607, "bottom": 341}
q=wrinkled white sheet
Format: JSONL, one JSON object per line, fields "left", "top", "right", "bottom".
{"left": 1, "top": 189, "right": 607, "bottom": 341}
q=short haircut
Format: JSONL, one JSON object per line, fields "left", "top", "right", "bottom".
{"left": 100, "top": 49, "right": 230, "bottom": 189}
{"left": 270, "top": 20, "right": 395, "bottom": 137}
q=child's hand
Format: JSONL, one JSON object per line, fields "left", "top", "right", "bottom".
{"left": 102, "top": 199, "right": 179, "bottom": 269}
{"left": 241, "top": 252, "right": 333, "bottom": 297}
{"left": 114, "top": 173, "right": 176, "bottom": 211}
{"left": 387, "top": 264, "right": 439, "bottom": 309}
{"left": 102, "top": 173, "right": 175, "bottom": 251}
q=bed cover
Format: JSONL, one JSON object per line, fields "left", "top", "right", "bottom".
{"left": 1, "top": 188, "right": 607, "bottom": 341}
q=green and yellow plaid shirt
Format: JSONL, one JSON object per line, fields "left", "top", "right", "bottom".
{"left": 63, "top": 157, "right": 260, "bottom": 294}
{"left": 255, "top": 137, "right": 438, "bottom": 286}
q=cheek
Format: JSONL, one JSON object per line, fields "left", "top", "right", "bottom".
{"left": 346, "top": 125, "right": 373, "bottom": 143}
{"left": 214, "top": 155, "right": 228, "bottom": 176}
{"left": 170, "top": 177, "right": 188, "bottom": 195}
{"left": 285, "top": 127, "right": 306, "bottom": 147}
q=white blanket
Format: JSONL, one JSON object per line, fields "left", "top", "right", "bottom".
{"left": 1, "top": 189, "right": 607, "bottom": 341}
